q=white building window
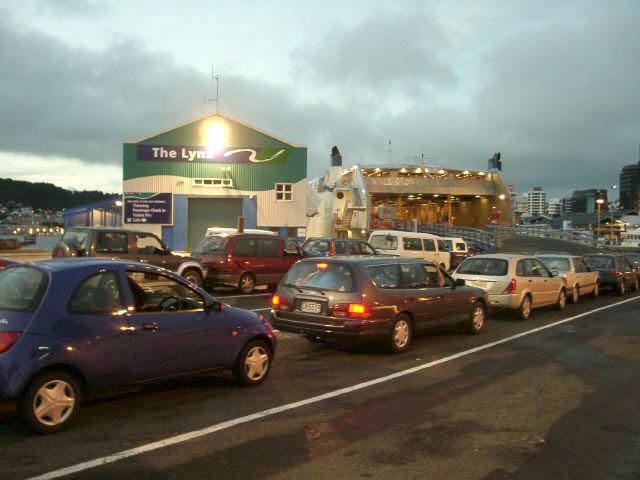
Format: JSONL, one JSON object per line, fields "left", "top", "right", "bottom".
{"left": 276, "top": 183, "right": 293, "bottom": 201}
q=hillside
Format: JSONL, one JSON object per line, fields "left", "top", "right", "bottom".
{"left": 0, "top": 178, "right": 117, "bottom": 211}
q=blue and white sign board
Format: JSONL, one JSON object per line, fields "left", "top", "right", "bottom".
{"left": 124, "top": 193, "right": 173, "bottom": 225}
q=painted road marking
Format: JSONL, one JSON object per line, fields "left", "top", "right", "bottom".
{"left": 28, "top": 296, "right": 640, "bottom": 480}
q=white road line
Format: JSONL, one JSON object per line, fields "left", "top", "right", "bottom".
{"left": 29, "top": 296, "right": 640, "bottom": 480}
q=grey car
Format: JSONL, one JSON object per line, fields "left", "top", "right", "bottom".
{"left": 536, "top": 254, "right": 600, "bottom": 303}
{"left": 270, "top": 256, "right": 487, "bottom": 353}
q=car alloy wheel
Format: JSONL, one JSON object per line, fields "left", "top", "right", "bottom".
{"left": 467, "top": 302, "right": 485, "bottom": 334}
{"left": 388, "top": 314, "right": 412, "bottom": 353}
{"left": 20, "top": 371, "right": 81, "bottom": 434}
{"left": 519, "top": 295, "right": 532, "bottom": 320}
{"left": 239, "top": 273, "right": 255, "bottom": 294}
{"left": 183, "top": 269, "right": 203, "bottom": 287}
{"left": 556, "top": 289, "right": 566, "bottom": 310}
{"left": 234, "top": 339, "right": 272, "bottom": 386}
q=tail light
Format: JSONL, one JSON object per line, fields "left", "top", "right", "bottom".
{"left": 605, "top": 271, "right": 621, "bottom": 277}
{"left": 329, "top": 242, "right": 335, "bottom": 256}
{"left": 0, "top": 332, "right": 21, "bottom": 354}
{"left": 332, "top": 303, "right": 371, "bottom": 319}
{"left": 503, "top": 278, "right": 517, "bottom": 294}
{"left": 271, "top": 295, "right": 290, "bottom": 310}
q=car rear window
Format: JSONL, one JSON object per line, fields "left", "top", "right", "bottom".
{"left": 457, "top": 258, "right": 509, "bottom": 276}
{"left": 302, "top": 239, "right": 330, "bottom": 254}
{"left": 370, "top": 235, "right": 397, "bottom": 250}
{"left": 281, "top": 261, "right": 355, "bottom": 292}
{"left": 455, "top": 242, "right": 466, "bottom": 252}
{"left": 538, "top": 257, "right": 571, "bottom": 272}
{"left": 193, "top": 236, "right": 228, "bottom": 254}
{"left": 584, "top": 256, "right": 615, "bottom": 269}
{"left": 61, "top": 230, "right": 91, "bottom": 251}
{"left": 0, "top": 266, "right": 48, "bottom": 313}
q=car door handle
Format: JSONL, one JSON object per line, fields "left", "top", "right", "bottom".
{"left": 143, "top": 322, "right": 158, "bottom": 331}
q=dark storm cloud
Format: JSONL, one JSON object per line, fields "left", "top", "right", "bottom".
{"left": 1, "top": 3, "right": 640, "bottom": 197}
{"left": 38, "top": 0, "right": 109, "bottom": 16}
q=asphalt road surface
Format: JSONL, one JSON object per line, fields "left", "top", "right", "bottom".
{"left": 1, "top": 287, "right": 639, "bottom": 480}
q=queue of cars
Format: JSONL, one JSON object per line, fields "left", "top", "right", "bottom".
{"left": 1, "top": 227, "right": 639, "bottom": 433}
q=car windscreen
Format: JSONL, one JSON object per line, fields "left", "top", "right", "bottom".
{"left": 624, "top": 254, "right": 640, "bottom": 265}
{"left": 455, "top": 242, "right": 466, "bottom": 252}
{"left": 61, "top": 230, "right": 91, "bottom": 251}
{"left": 193, "top": 236, "right": 228, "bottom": 254}
{"left": 281, "top": 261, "right": 355, "bottom": 292}
{"left": 302, "top": 239, "right": 330, "bottom": 254}
{"left": 0, "top": 267, "right": 48, "bottom": 313}
{"left": 584, "top": 256, "right": 615, "bottom": 269}
{"left": 456, "top": 258, "right": 509, "bottom": 276}
{"left": 370, "top": 235, "right": 397, "bottom": 250}
{"left": 538, "top": 257, "right": 571, "bottom": 272}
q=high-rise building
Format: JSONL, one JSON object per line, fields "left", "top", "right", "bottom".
{"left": 526, "top": 186, "right": 546, "bottom": 215}
{"left": 561, "top": 197, "right": 573, "bottom": 214}
{"left": 547, "top": 198, "right": 561, "bottom": 216}
{"left": 619, "top": 161, "right": 640, "bottom": 210}
{"left": 572, "top": 189, "right": 607, "bottom": 214}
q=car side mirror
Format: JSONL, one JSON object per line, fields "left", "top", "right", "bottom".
{"left": 454, "top": 278, "right": 466, "bottom": 287}
{"left": 550, "top": 270, "right": 559, "bottom": 277}
{"left": 206, "top": 300, "right": 224, "bottom": 313}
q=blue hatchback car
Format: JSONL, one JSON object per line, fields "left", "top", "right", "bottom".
{"left": 0, "top": 259, "right": 276, "bottom": 433}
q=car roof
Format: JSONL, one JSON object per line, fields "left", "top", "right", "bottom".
{"left": 305, "top": 237, "right": 368, "bottom": 242}
{"left": 31, "top": 258, "right": 162, "bottom": 273}
{"left": 298, "top": 256, "right": 428, "bottom": 266}
{"left": 536, "top": 254, "right": 579, "bottom": 259}
{"left": 467, "top": 253, "right": 531, "bottom": 261}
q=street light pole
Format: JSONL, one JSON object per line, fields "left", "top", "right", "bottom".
{"left": 596, "top": 197, "right": 604, "bottom": 239}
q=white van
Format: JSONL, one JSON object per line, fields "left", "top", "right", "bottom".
{"left": 368, "top": 230, "right": 451, "bottom": 269}
{"left": 440, "top": 237, "right": 469, "bottom": 268}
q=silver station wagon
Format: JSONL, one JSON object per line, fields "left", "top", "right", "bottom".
{"left": 536, "top": 254, "right": 600, "bottom": 303}
{"left": 452, "top": 254, "right": 567, "bottom": 320}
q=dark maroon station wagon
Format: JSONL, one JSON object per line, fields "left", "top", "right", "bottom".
{"left": 271, "top": 256, "right": 487, "bottom": 353}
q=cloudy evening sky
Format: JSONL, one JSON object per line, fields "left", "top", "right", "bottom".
{"left": 1, "top": 0, "right": 639, "bottom": 199}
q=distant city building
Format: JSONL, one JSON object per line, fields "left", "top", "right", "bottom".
{"left": 561, "top": 196, "right": 573, "bottom": 214}
{"left": 526, "top": 186, "right": 546, "bottom": 215}
{"left": 514, "top": 202, "right": 529, "bottom": 214}
{"left": 547, "top": 198, "right": 562, "bottom": 216}
{"left": 619, "top": 161, "right": 640, "bottom": 210}
{"left": 571, "top": 189, "right": 607, "bottom": 214}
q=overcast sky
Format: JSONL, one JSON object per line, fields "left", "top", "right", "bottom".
{"left": 1, "top": 0, "right": 639, "bottom": 199}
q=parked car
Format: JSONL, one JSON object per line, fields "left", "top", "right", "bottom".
{"left": 0, "top": 258, "right": 19, "bottom": 271}
{"left": 368, "top": 230, "right": 451, "bottom": 270}
{"left": 440, "top": 237, "right": 469, "bottom": 268}
{"left": 536, "top": 254, "right": 600, "bottom": 303}
{"left": 53, "top": 227, "right": 205, "bottom": 286}
{"left": 271, "top": 257, "right": 487, "bottom": 353}
{"left": 452, "top": 254, "right": 567, "bottom": 320}
{"left": 192, "top": 233, "right": 302, "bottom": 294}
{"left": 0, "top": 259, "right": 276, "bottom": 433}
{"left": 582, "top": 254, "right": 638, "bottom": 295}
{"left": 301, "top": 238, "right": 378, "bottom": 257}
{"left": 624, "top": 252, "right": 640, "bottom": 269}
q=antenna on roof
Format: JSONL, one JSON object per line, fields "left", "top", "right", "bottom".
{"left": 204, "top": 65, "right": 219, "bottom": 113}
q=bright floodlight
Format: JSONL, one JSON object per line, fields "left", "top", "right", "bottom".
{"left": 499, "top": 194, "right": 506, "bottom": 200}
{"left": 596, "top": 198, "right": 605, "bottom": 204}
{"left": 206, "top": 122, "right": 226, "bottom": 151}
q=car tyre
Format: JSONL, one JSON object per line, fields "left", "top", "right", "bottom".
{"left": 569, "top": 285, "right": 579, "bottom": 304}
{"left": 556, "top": 289, "right": 566, "bottom": 310}
{"left": 233, "top": 339, "right": 272, "bottom": 386}
{"left": 19, "top": 371, "right": 82, "bottom": 434}
{"left": 238, "top": 273, "right": 256, "bottom": 294}
{"left": 591, "top": 282, "right": 600, "bottom": 299}
{"left": 182, "top": 268, "right": 203, "bottom": 287}
{"left": 466, "top": 301, "right": 486, "bottom": 334}
{"left": 518, "top": 295, "right": 532, "bottom": 320}
{"left": 387, "top": 314, "right": 412, "bottom": 353}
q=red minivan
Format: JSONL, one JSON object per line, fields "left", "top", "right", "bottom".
{"left": 192, "top": 233, "right": 302, "bottom": 293}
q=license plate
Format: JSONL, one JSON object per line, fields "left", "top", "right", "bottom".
{"left": 466, "top": 280, "right": 490, "bottom": 289}
{"left": 299, "top": 301, "right": 322, "bottom": 314}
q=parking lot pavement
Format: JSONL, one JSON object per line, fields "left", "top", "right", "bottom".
{"left": 1, "top": 292, "right": 639, "bottom": 480}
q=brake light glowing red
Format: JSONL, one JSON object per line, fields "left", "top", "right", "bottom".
{"left": 503, "top": 278, "right": 517, "bottom": 294}
{"left": 332, "top": 303, "right": 371, "bottom": 319}
{"left": 271, "top": 295, "right": 290, "bottom": 310}
{"left": 0, "top": 332, "right": 21, "bottom": 354}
